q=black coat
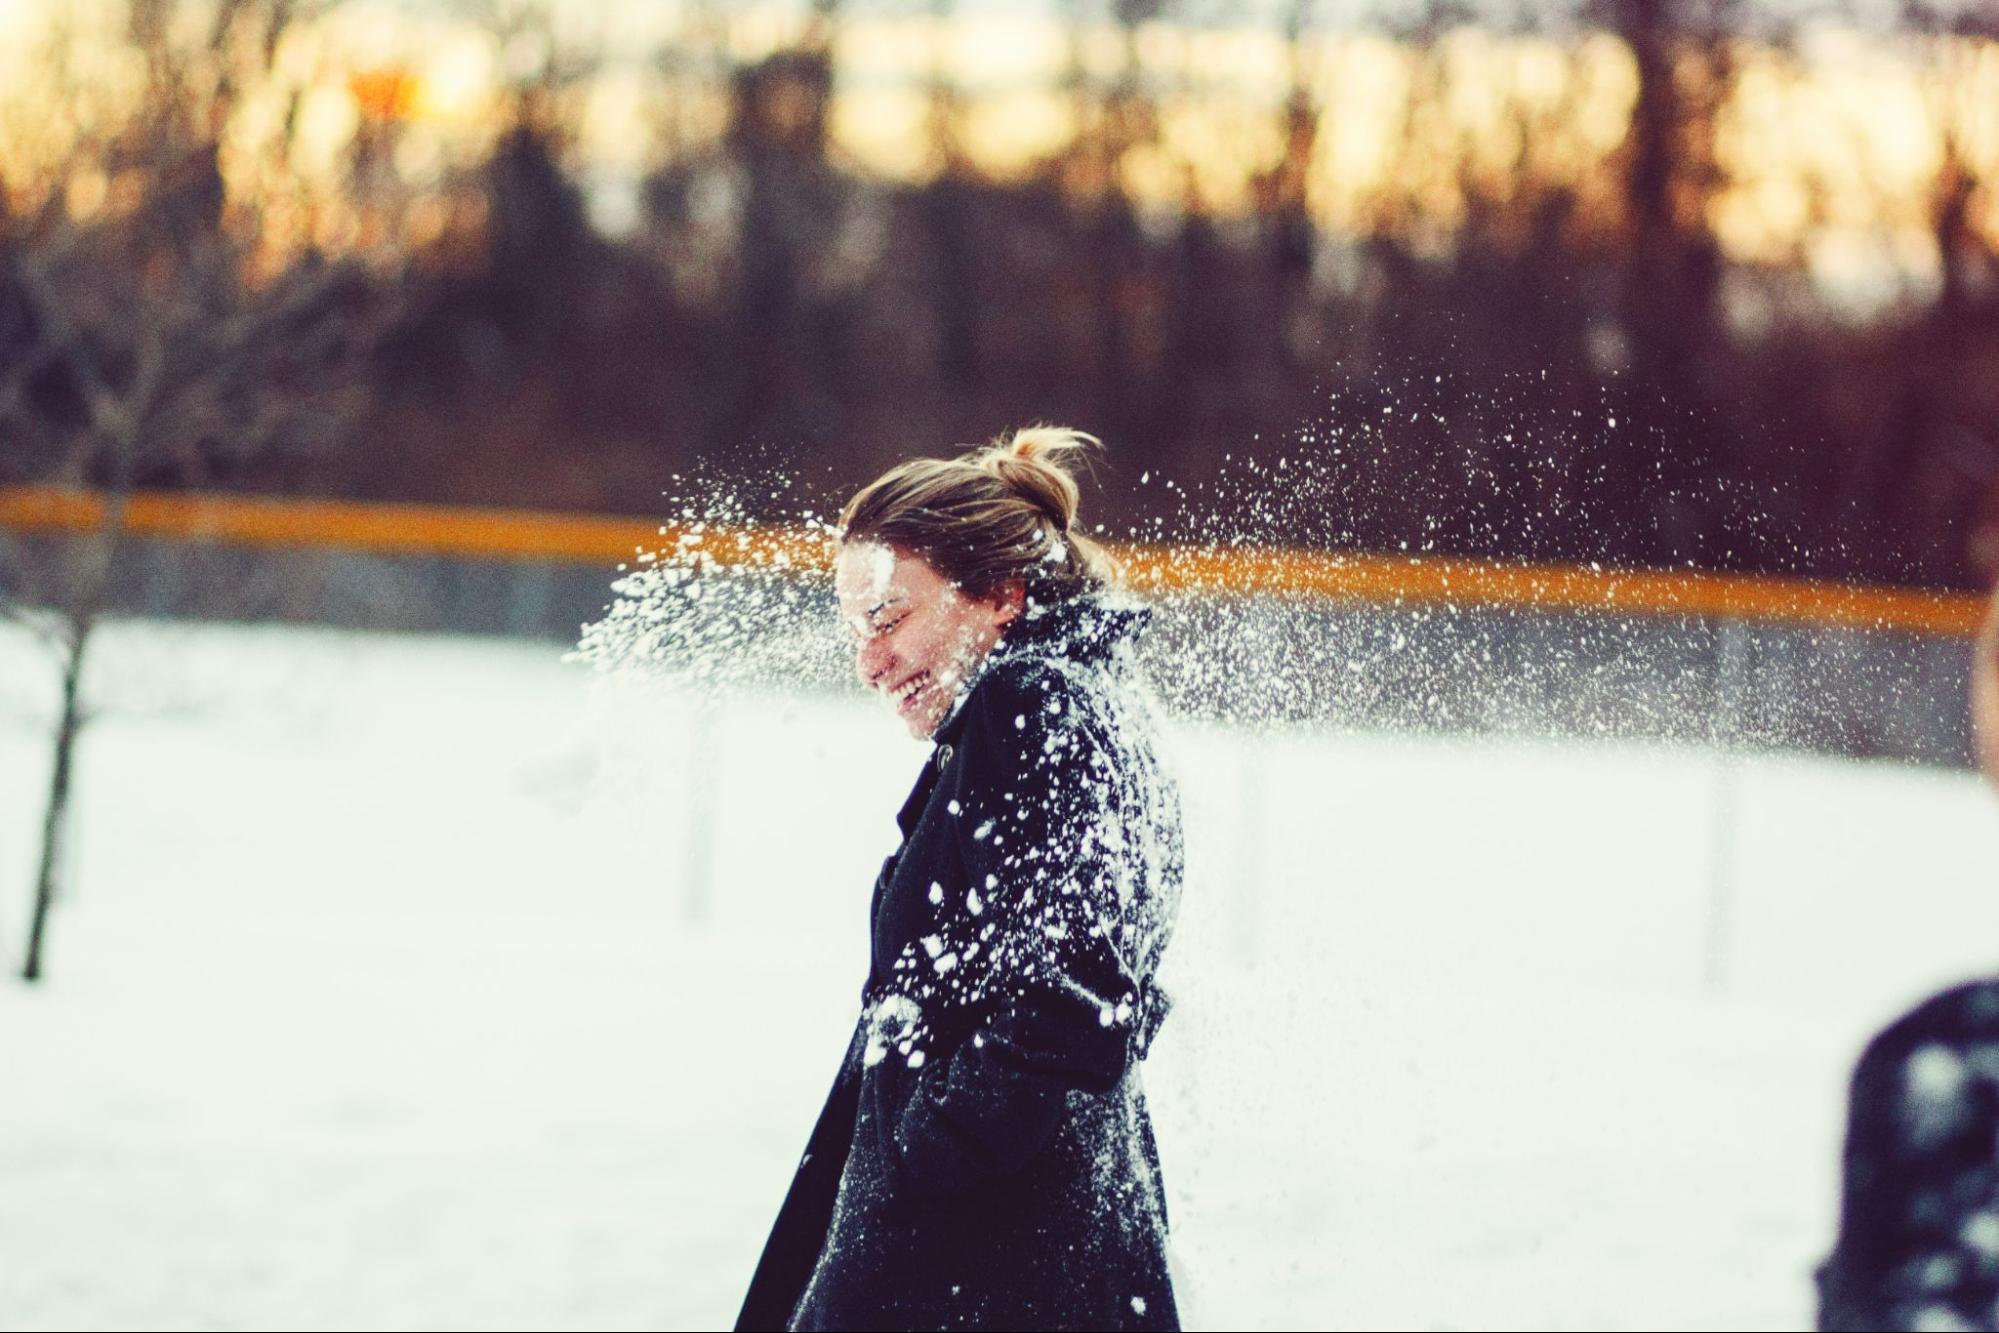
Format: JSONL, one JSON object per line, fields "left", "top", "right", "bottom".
{"left": 735, "top": 596, "right": 1185, "bottom": 1332}
{"left": 1819, "top": 979, "right": 1999, "bottom": 1330}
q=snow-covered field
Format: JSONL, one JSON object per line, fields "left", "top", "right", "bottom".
{"left": 4, "top": 619, "right": 1998, "bottom": 1331}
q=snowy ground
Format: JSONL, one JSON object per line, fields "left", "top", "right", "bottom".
{"left": 3, "top": 619, "right": 1998, "bottom": 1332}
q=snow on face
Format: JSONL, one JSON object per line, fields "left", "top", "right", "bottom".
{"left": 858, "top": 539, "right": 896, "bottom": 599}
{"left": 835, "top": 542, "right": 1016, "bottom": 740}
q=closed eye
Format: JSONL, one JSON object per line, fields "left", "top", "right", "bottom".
{"left": 845, "top": 610, "right": 908, "bottom": 644}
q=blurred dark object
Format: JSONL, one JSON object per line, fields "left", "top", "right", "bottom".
{"left": 1819, "top": 981, "right": 1999, "bottom": 1331}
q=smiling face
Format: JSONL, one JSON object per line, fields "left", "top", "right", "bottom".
{"left": 835, "top": 541, "right": 1022, "bottom": 739}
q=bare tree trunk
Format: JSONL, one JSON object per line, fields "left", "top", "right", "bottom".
{"left": 22, "top": 621, "right": 90, "bottom": 982}
{"left": 17, "top": 495, "right": 131, "bottom": 984}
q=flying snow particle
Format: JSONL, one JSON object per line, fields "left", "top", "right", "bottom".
{"left": 1903, "top": 1044, "right": 1972, "bottom": 1146}
{"left": 1962, "top": 1212, "right": 1999, "bottom": 1257}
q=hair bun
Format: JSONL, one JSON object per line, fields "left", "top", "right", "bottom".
{"left": 839, "top": 423, "right": 1121, "bottom": 600}
{"left": 976, "top": 426, "right": 1099, "bottom": 532}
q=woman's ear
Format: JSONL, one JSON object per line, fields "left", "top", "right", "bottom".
{"left": 990, "top": 579, "right": 1026, "bottom": 626}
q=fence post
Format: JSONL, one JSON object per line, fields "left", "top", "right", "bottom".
{"left": 1234, "top": 727, "right": 1266, "bottom": 966}
{"left": 681, "top": 693, "right": 722, "bottom": 925}
{"left": 508, "top": 563, "right": 554, "bottom": 638}
{"left": 1702, "top": 618, "right": 1751, "bottom": 995}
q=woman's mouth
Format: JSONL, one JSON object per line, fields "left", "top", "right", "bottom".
{"left": 889, "top": 671, "right": 930, "bottom": 711}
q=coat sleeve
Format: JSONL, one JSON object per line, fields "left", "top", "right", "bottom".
{"left": 881, "top": 662, "right": 1146, "bottom": 1198}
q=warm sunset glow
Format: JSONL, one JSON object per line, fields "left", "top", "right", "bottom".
{"left": 349, "top": 68, "right": 417, "bottom": 121}
{"left": 0, "top": 0, "right": 1991, "bottom": 297}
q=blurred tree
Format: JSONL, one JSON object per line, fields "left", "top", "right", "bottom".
{"left": 0, "top": 0, "right": 396, "bottom": 982}
{"left": 635, "top": 5, "right": 885, "bottom": 485}
{"left": 921, "top": 0, "right": 984, "bottom": 391}
{"left": 345, "top": 0, "right": 691, "bottom": 512}
{"left": 1843, "top": 0, "right": 1999, "bottom": 580}
{"left": 1255, "top": 0, "right": 1327, "bottom": 374}
{"left": 1593, "top": 0, "right": 1737, "bottom": 563}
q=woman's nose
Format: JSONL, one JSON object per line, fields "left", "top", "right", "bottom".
{"left": 856, "top": 636, "right": 894, "bottom": 688}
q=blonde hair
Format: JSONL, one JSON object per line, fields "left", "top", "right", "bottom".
{"left": 838, "top": 425, "right": 1122, "bottom": 604}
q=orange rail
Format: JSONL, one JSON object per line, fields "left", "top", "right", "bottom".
{"left": 0, "top": 485, "right": 1984, "bottom": 637}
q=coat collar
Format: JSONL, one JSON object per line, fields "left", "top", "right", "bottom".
{"left": 994, "top": 591, "right": 1152, "bottom": 669}
{"left": 925, "top": 592, "right": 1151, "bottom": 758}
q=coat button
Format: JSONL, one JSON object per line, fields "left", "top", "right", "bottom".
{"left": 934, "top": 743, "right": 954, "bottom": 771}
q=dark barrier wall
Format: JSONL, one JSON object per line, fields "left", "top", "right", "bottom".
{"left": 34, "top": 532, "right": 1973, "bottom": 770}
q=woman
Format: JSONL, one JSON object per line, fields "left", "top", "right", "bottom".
{"left": 734, "top": 427, "right": 1185, "bottom": 1332}
{"left": 1817, "top": 586, "right": 1999, "bottom": 1330}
